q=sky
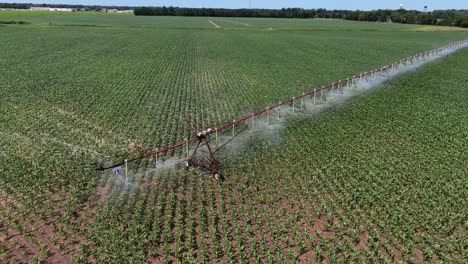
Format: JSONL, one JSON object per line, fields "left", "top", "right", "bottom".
{"left": 3, "top": 0, "right": 467, "bottom": 10}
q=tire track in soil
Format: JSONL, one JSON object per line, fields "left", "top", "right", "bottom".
{"left": 208, "top": 20, "right": 221, "bottom": 29}
{"left": 211, "top": 18, "right": 252, "bottom": 27}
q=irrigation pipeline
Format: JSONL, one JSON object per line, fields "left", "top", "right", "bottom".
{"left": 98, "top": 39, "right": 468, "bottom": 171}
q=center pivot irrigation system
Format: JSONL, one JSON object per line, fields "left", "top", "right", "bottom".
{"left": 96, "top": 40, "right": 468, "bottom": 181}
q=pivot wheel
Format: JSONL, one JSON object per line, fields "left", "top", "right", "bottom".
{"left": 213, "top": 172, "right": 224, "bottom": 182}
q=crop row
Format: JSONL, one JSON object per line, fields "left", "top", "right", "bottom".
{"left": 1, "top": 24, "right": 467, "bottom": 262}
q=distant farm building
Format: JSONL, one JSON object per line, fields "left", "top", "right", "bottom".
{"left": 118, "top": 10, "right": 134, "bottom": 14}
{"left": 30, "top": 7, "right": 73, "bottom": 12}
{"left": 49, "top": 8, "right": 73, "bottom": 12}
{"left": 103, "top": 9, "right": 119, "bottom": 13}
{"left": 30, "top": 7, "right": 50, "bottom": 11}
{"left": 99, "top": 8, "right": 134, "bottom": 14}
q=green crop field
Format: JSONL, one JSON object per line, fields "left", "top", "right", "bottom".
{"left": 0, "top": 11, "right": 467, "bottom": 262}
{"left": 2, "top": 11, "right": 468, "bottom": 31}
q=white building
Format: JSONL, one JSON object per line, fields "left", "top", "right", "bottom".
{"left": 49, "top": 8, "right": 73, "bottom": 12}
{"left": 30, "top": 7, "right": 73, "bottom": 12}
{"left": 118, "top": 10, "right": 134, "bottom": 14}
{"left": 30, "top": 7, "right": 50, "bottom": 11}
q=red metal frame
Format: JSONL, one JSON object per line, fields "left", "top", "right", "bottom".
{"left": 185, "top": 130, "right": 222, "bottom": 179}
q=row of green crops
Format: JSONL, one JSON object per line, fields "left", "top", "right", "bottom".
{"left": 80, "top": 47, "right": 468, "bottom": 263}
{"left": 0, "top": 17, "right": 467, "bottom": 262}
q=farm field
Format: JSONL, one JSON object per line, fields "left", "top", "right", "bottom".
{"left": 208, "top": 16, "right": 468, "bottom": 31}
{"left": 0, "top": 11, "right": 214, "bottom": 28}
{"left": 2, "top": 11, "right": 468, "bottom": 31}
{"left": 0, "top": 11, "right": 467, "bottom": 262}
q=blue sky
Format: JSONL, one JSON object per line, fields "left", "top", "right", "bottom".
{"left": 3, "top": 0, "right": 467, "bottom": 10}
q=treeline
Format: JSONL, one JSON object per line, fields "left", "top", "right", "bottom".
{"left": 134, "top": 7, "right": 468, "bottom": 28}
{"left": 0, "top": 3, "right": 30, "bottom": 9}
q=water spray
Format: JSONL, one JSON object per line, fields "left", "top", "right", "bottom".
{"left": 96, "top": 39, "right": 468, "bottom": 181}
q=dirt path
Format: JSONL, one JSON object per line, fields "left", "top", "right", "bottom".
{"left": 212, "top": 18, "right": 252, "bottom": 27}
{"left": 208, "top": 19, "right": 221, "bottom": 29}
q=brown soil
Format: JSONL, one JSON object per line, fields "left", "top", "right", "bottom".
{"left": 413, "top": 247, "right": 423, "bottom": 264}
{"left": 0, "top": 191, "right": 69, "bottom": 263}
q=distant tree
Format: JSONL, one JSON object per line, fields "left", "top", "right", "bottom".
{"left": 132, "top": 6, "right": 468, "bottom": 28}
